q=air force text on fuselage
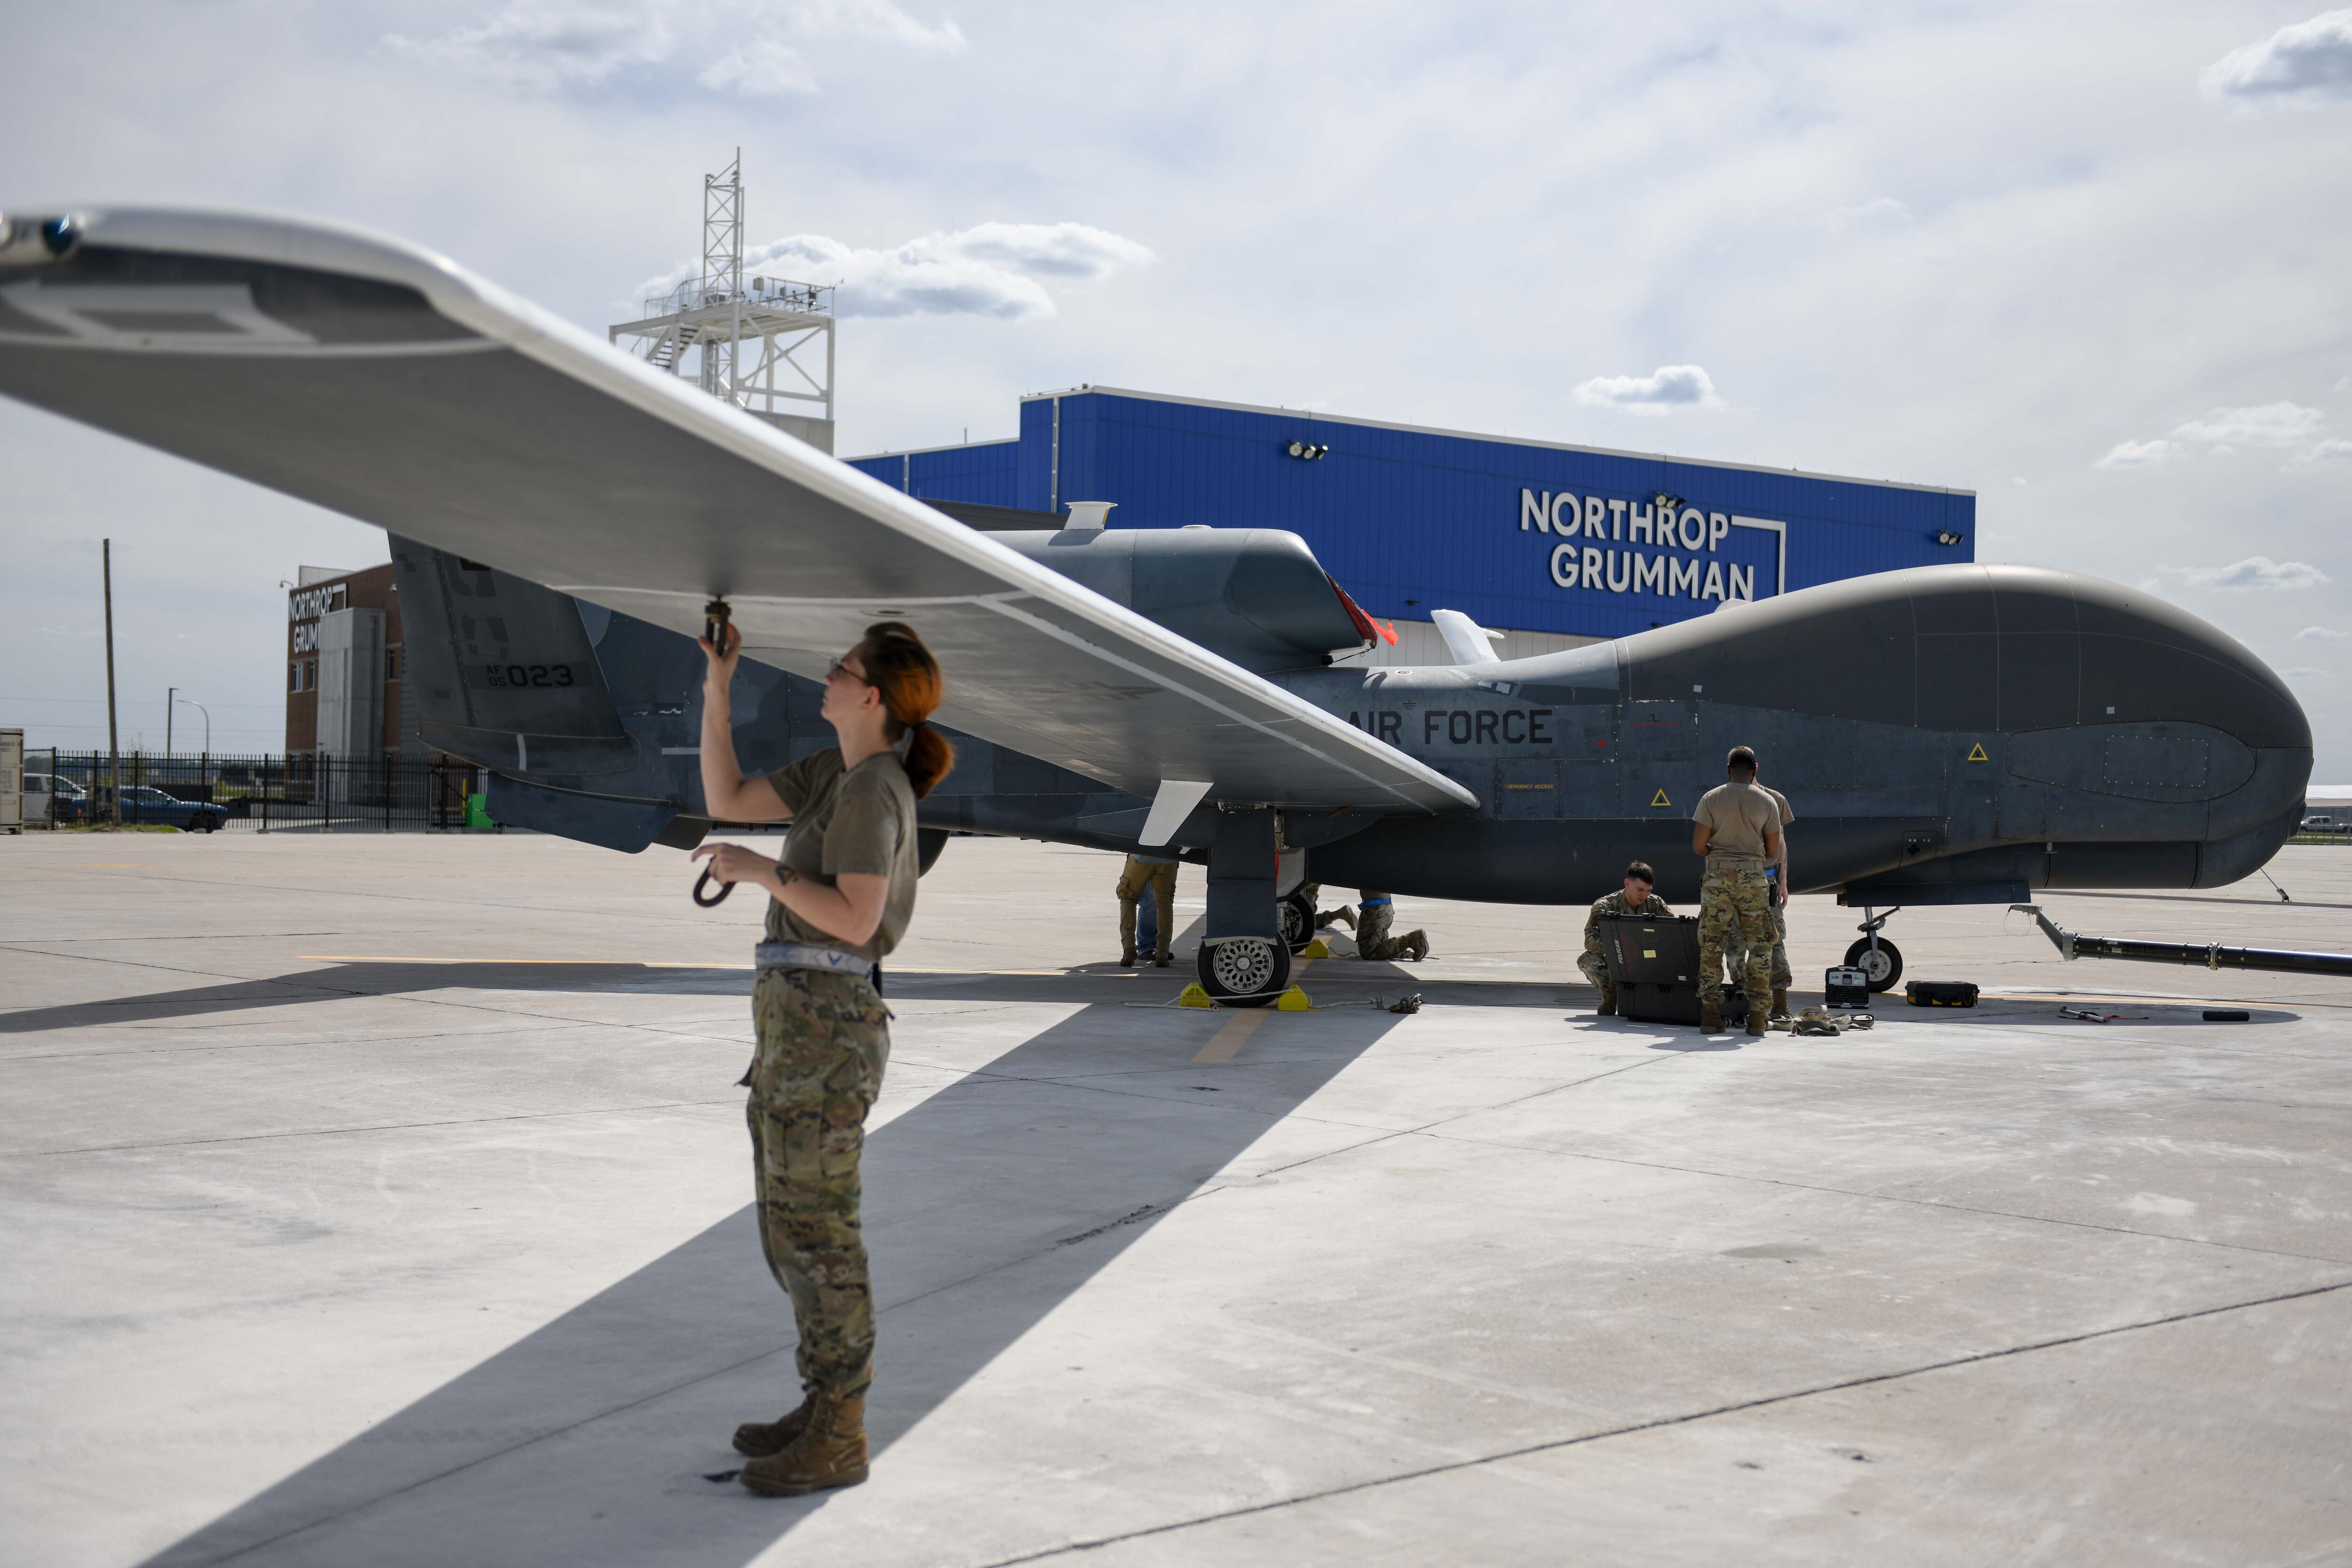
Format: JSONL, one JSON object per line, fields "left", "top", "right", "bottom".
{"left": 1518, "top": 489, "right": 1784, "bottom": 603}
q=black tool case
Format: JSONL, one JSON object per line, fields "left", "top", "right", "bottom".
{"left": 1599, "top": 915, "right": 1748, "bottom": 1027}
{"left": 1905, "top": 980, "right": 1979, "bottom": 1008}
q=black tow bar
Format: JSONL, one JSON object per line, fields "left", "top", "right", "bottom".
{"left": 2011, "top": 904, "right": 2352, "bottom": 978}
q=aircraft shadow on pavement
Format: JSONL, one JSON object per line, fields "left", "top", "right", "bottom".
{"left": 0, "top": 957, "right": 1565, "bottom": 1035}
{"left": 142, "top": 998, "right": 1410, "bottom": 1568}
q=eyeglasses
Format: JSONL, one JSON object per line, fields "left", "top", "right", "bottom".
{"left": 826, "top": 657, "right": 871, "bottom": 686}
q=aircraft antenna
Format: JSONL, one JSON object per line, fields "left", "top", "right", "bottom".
{"left": 610, "top": 151, "right": 838, "bottom": 453}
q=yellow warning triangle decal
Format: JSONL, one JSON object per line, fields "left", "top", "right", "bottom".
{"left": 1967, "top": 743, "right": 1989, "bottom": 762}
{"left": 1651, "top": 788, "right": 1672, "bottom": 807}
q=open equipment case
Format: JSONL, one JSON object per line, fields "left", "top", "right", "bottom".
{"left": 1597, "top": 914, "right": 1749, "bottom": 1027}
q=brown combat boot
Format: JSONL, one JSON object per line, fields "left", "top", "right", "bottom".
{"left": 1746, "top": 1004, "right": 1768, "bottom": 1038}
{"left": 1700, "top": 1000, "right": 1722, "bottom": 1034}
{"left": 1769, "top": 987, "right": 1790, "bottom": 1023}
{"left": 1400, "top": 931, "right": 1430, "bottom": 961}
{"left": 1120, "top": 946, "right": 1136, "bottom": 967}
{"left": 1595, "top": 986, "right": 1617, "bottom": 1018}
{"left": 1152, "top": 950, "right": 1171, "bottom": 967}
{"left": 732, "top": 1395, "right": 812, "bottom": 1458}
{"left": 739, "top": 1393, "right": 868, "bottom": 1496}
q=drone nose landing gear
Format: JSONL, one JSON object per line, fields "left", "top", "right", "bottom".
{"left": 1843, "top": 905, "right": 1904, "bottom": 992}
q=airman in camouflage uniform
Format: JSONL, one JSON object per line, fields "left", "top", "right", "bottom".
{"left": 1579, "top": 861, "right": 1672, "bottom": 1016}
{"left": 1352, "top": 892, "right": 1430, "bottom": 962}
{"left": 1692, "top": 746, "right": 1782, "bottom": 1035}
{"left": 695, "top": 617, "right": 949, "bottom": 1497}
{"left": 1723, "top": 778, "right": 1795, "bottom": 1019}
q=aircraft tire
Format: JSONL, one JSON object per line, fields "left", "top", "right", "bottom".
{"left": 1843, "top": 937, "right": 1904, "bottom": 992}
{"left": 1199, "top": 936, "right": 1290, "bottom": 1008}
{"left": 1278, "top": 892, "right": 1317, "bottom": 954}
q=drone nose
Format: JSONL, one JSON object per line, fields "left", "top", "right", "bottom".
{"left": 2069, "top": 579, "right": 2313, "bottom": 885}
{"left": 2073, "top": 579, "right": 2308, "bottom": 755}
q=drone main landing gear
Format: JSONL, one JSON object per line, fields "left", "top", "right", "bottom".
{"left": 1194, "top": 807, "right": 1290, "bottom": 1007}
{"left": 1843, "top": 904, "right": 1904, "bottom": 992}
{"left": 1198, "top": 936, "right": 1292, "bottom": 1006}
{"left": 1277, "top": 891, "right": 1318, "bottom": 955}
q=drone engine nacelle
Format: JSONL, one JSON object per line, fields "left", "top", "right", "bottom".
{"left": 987, "top": 525, "right": 1375, "bottom": 674}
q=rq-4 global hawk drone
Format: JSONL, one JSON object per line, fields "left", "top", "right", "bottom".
{"left": 0, "top": 209, "right": 2313, "bottom": 1003}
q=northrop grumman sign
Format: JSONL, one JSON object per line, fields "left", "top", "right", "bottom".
{"left": 1518, "top": 489, "right": 1785, "bottom": 602}
{"left": 286, "top": 581, "right": 347, "bottom": 655}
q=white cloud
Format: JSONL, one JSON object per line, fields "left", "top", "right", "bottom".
{"left": 698, "top": 38, "right": 817, "bottom": 96}
{"left": 2201, "top": 8, "right": 2352, "bottom": 106}
{"left": 2283, "top": 667, "right": 2333, "bottom": 679}
{"left": 2172, "top": 401, "right": 2325, "bottom": 446}
{"left": 387, "top": 0, "right": 962, "bottom": 96}
{"left": 2010, "top": 476, "right": 2029, "bottom": 486}
{"left": 2175, "top": 556, "right": 2331, "bottom": 592}
{"left": 2096, "top": 438, "right": 2177, "bottom": 469}
{"left": 2298, "top": 626, "right": 2350, "bottom": 641}
{"left": 1824, "top": 197, "right": 1913, "bottom": 232}
{"left": 632, "top": 221, "right": 1154, "bottom": 320}
{"left": 1572, "top": 365, "right": 1724, "bottom": 415}
{"left": 2299, "top": 438, "right": 2352, "bottom": 463}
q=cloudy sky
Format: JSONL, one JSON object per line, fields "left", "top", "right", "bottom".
{"left": 3, "top": 1, "right": 2348, "bottom": 771}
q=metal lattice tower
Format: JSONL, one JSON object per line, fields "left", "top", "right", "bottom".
{"left": 699, "top": 152, "right": 744, "bottom": 399}
{"left": 610, "top": 150, "right": 838, "bottom": 452}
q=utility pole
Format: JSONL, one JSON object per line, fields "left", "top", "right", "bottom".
{"left": 167, "top": 685, "right": 176, "bottom": 756}
{"left": 103, "top": 538, "right": 121, "bottom": 827}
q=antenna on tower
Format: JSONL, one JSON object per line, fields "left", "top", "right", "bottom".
{"left": 610, "top": 151, "right": 837, "bottom": 452}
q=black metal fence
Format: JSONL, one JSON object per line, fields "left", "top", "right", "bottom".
{"left": 21, "top": 749, "right": 492, "bottom": 833}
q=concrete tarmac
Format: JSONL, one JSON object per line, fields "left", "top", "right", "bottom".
{"left": 3, "top": 831, "right": 2349, "bottom": 1566}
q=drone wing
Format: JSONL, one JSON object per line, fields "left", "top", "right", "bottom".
{"left": 0, "top": 208, "right": 1473, "bottom": 816}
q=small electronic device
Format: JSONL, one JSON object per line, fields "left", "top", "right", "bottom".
{"left": 1824, "top": 966, "right": 1872, "bottom": 1008}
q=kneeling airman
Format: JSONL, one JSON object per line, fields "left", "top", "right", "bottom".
{"left": 1579, "top": 860, "right": 1671, "bottom": 1016}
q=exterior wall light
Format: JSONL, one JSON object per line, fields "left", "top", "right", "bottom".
{"left": 1285, "top": 440, "right": 1330, "bottom": 461}
{"left": 1935, "top": 530, "right": 1965, "bottom": 546}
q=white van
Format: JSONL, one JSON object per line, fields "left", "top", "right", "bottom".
{"left": 24, "top": 772, "right": 85, "bottom": 828}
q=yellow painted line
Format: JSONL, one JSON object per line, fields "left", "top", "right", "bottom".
{"left": 1192, "top": 957, "right": 1312, "bottom": 1062}
{"left": 1193, "top": 1008, "right": 1269, "bottom": 1064}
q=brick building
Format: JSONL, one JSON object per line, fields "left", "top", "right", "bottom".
{"left": 284, "top": 563, "right": 420, "bottom": 761}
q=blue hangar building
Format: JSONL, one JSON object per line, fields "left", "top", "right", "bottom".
{"left": 847, "top": 385, "right": 1975, "bottom": 654}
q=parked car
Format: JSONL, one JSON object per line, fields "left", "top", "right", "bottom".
{"left": 110, "top": 785, "right": 230, "bottom": 832}
{"left": 2304, "top": 812, "right": 2350, "bottom": 835}
{"left": 24, "top": 773, "right": 87, "bottom": 825}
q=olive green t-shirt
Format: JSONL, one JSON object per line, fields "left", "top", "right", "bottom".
{"left": 762, "top": 748, "right": 920, "bottom": 964}
{"left": 1692, "top": 779, "right": 1781, "bottom": 869}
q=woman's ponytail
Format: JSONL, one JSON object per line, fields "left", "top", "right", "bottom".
{"left": 852, "top": 621, "right": 955, "bottom": 800}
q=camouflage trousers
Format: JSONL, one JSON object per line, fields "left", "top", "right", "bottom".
{"left": 1723, "top": 901, "right": 1791, "bottom": 990}
{"left": 1697, "top": 866, "right": 1775, "bottom": 1007}
{"left": 746, "top": 966, "right": 890, "bottom": 1401}
{"left": 1575, "top": 949, "right": 1613, "bottom": 995}
{"left": 1354, "top": 903, "right": 1429, "bottom": 962}
{"left": 1115, "top": 858, "right": 1178, "bottom": 958}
